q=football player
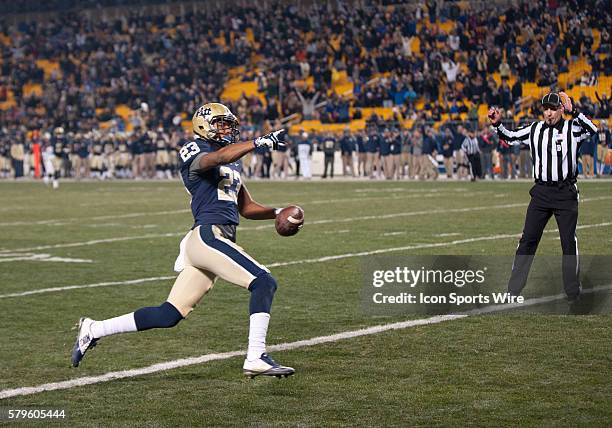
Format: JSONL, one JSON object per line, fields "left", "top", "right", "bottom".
{"left": 42, "top": 138, "right": 57, "bottom": 188}
{"left": 72, "top": 103, "right": 294, "bottom": 378}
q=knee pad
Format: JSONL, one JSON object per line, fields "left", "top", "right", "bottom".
{"left": 248, "top": 273, "right": 277, "bottom": 315}
{"left": 134, "top": 301, "right": 183, "bottom": 331}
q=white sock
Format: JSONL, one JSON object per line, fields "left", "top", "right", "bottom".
{"left": 247, "top": 312, "right": 270, "bottom": 361}
{"left": 90, "top": 313, "right": 137, "bottom": 339}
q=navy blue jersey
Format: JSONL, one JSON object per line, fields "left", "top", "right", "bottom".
{"left": 366, "top": 135, "right": 380, "bottom": 153}
{"left": 379, "top": 138, "right": 391, "bottom": 156}
{"left": 340, "top": 136, "right": 355, "bottom": 153}
{"left": 356, "top": 135, "right": 366, "bottom": 153}
{"left": 390, "top": 136, "right": 402, "bottom": 155}
{"left": 179, "top": 138, "right": 242, "bottom": 226}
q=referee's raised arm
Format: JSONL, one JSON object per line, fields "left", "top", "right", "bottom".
{"left": 487, "top": 107, "right": 533, "bottom": 144}
{"left": 559, "top": 91, "right": 598, "bottom": 143}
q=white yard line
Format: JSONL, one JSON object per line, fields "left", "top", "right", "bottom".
{"left": 0, "top": 254, "right": 92, "bottom": 263}
{"left": 3, "top": 284, "right": 610, "bottom": 400}
{"left": 323, "top": 230, "right": 351, "bottom": 234}
{"left": 0, "top": 276, "right": 176, "bottom": 299}
{"left": 0, "top": 233, "right": 183, "bottom": 253}
{"left": 1, "top": 194, "right": 609, "bottom": 230}
{"left": 202, "top": 198, "right": 612, "bottom": 232}
{"left": 265, "top": 221, "right": 612, "bottom": 268}
{"left": 292, "top": 192, "right": 464, "bottom": 205}
{"left": 0, "top": 210, "right": 190, "bottom": 227}
{"left": 0, "top": 315, "right": 464, "bottom": 400}
{"left": 2, "top": 221, "right": 610, "bottom": 299}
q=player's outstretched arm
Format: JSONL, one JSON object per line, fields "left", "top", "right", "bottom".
{"left": 238, "top": 184, "right": 277, "bottom": 220}
{"left": 198, "top": 141, "right": 257, "bottom": 172}
{"left": 197, "top": 130, "right": 286, "bottom": 172}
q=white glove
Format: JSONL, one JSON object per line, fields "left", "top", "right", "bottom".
{"left": 254, "top": 129, "right": 286, "bottom": 150}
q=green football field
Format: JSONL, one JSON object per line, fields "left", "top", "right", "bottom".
{"left": 0, "top": 180, "right": 610, "bottom": 427}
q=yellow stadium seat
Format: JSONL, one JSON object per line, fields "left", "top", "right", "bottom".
{"left": 491, "top": 72, "right": 516, "bottom": 87}
{"left": 228, "top": 66, "right": 247, "bottom": 79}
{"left": 221, "top": 80, "right": 266, "bottom": 104}
{"left": 214, "top": 34, "right": 226, "bottom": 47}
{"left": 437, "top": 21, "right": 455, "bottom": 34}
{"left": 592, "top": 29, "right": 600, "bottom": 52}
{"left": 353, "top": 107, "right": 398, "bottom": 120}
{"left": 246, "top": 28, "right": 255, "bottom": 43}
{"left": 411, "top": 37, "right": 420, "bottom": 55}
{"left": 115, "top": 104, "right": 132, "bottom": 121}
{"left": 35, "top": 60, "right": 62, "bottom": 80}
{"left": 289, "top": 119, "right": 367, "bottom": 135}
{"left": 23, "top": 83, "right": 42, "bottom": 97}
{"left": 334, "top": 81, "right": 354, "bottom": 96}
{"left": 0, "top": 99, "right": 16, "bottom": 110}
{"left": 402, "top": 119, "right": 415, "bottom": 129}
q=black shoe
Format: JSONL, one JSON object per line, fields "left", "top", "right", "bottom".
{"left": 243, "top": 353, "right": 295, "bottom": 379}
{"left": 567, "top": 287, "right": 590, "bottom": 315}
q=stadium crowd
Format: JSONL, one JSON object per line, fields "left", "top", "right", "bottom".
{"left": 0, "top": 0, "right": 610, "bottom": 181}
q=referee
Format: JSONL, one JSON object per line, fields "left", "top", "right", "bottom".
{"left": 461, "top": 127, "right": 482, "bottom": 181}
{"left": 487, "top": 92, "right": 598, "bottom": 302}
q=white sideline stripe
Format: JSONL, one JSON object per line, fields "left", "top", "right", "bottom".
{"left": 0, "top": 255, "right": 92, "bottom": 263}
{"left": 0, "top": 253, "right": 40, "bottom": 257}
{"left": 0, "top": 315, "right": 464, "bottom": 400}
{"left": 0, "top": 210, "right": 190, "bottom": 227}
{"left": 0, "top": 276, "right": 176, "bottom": 299}
{"left": 0, "top": 252, "right": 93, "bottom": 263}
{"left": 3, "top": 194, "right": 608, "bottom": 228}
{"left": 280, "top": 191, "right": 464, "bottom": 206}
{"left": 266, "top": 222, "right": 612, "bottom": 269}
{"left": 202, "top": 197, "right": 612, "bottom": 232}
{"left": 2, "top": 197, "right": 611, "bottom": 253}
{"left": 4, "top": 284, "right": 610, "bottom": 399}
{"left": 353, "top": 187, "right": 466, "bottom": 193}
{"left": 2, "top": 221, "right": 611, "bottom": 299}
{"left": 0, "top": 233, "right": 182, "bottom": 253}
{"left": 315, "top": 195, "right": 612, "bottom": 226}
{"left": 464, "top": 284, "right": 612, "bottom": 315}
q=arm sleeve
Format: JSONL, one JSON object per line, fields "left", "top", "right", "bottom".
{"left": 178, "top": 140, "right": 213, "bottom": 181}
{"left": 572, "top": 113, "right": 598, "bottom": 146}
{"left": 495, "top": 123, "right": 533, "bottom": 146}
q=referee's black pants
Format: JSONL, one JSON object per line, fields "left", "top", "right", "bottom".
{"left": 508, "top": 183, "right": 580, "bottom": 298}
{"left": 467, "top": 153, "right": 482, "bottom": 179}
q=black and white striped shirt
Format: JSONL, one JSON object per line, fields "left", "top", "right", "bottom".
{"left": 495, "top": 113, "right": 597, "bottom": 183}
{"left": 461, "top": 136, "right": 480, "bottom": 155}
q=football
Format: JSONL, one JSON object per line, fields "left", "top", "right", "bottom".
{"left": 275, "top": 205, "right": 304, "bottom": 237}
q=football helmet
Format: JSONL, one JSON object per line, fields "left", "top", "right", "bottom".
{"left": 192, "top": 103, "right": 240, "bottom": 145}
